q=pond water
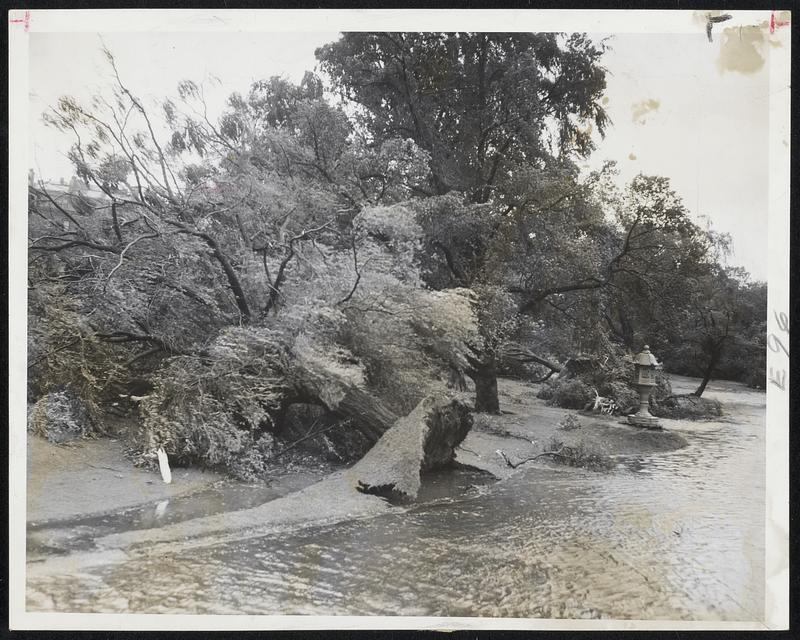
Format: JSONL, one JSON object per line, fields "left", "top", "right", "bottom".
{"left": 27, "top": 382, "right": 765, "bottom": 621}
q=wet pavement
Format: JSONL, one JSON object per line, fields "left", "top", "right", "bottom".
{"left": 26, "top": 380, "right": 765, "bottom": 621}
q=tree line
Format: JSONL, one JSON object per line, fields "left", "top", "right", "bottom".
{"left": 27, "top": 33, "right": 766, "bottom": 472}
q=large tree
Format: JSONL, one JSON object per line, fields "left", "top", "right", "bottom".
{"left": 317, "top": 32, "right": 611, "bottom": 412}
{"left": 661, "top": 269, "right": 766, "bottom": 396}
{"left": 318, "top": 32, "right": 608, "bottom": 201}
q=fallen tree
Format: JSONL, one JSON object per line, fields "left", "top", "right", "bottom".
{"left": 348, "top": 395, "right": 473, "bottom": 501}
{"left": 29, "top": 54, "right": 485, "bottom": 481}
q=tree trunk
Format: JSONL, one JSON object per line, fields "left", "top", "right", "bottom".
{"left": 168, "top": 221, "right": 252, "bottom": 323}
{"left": 351, "top": 395, "right": 473, "bottom": 501}
{"left": 693, "top": 354, "right": 719, "bottom": 397}
{"left": 208, "top": 242, "right": 251, "bottom": 324}
{"left": 293, "top": 371, "right": 398, "bottom": 445}
{"left": 693, "top": 370, "right": 712, "bottom": 397}
{"left": 471, "top": 360, "right": 500, "bottom": 414}
{"left": 332, "top": 386, "right": 398, "bottom": 442}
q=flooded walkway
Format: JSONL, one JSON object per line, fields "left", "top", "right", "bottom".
{"left": 27, "top": 378, "right": 765, "bottom": 620}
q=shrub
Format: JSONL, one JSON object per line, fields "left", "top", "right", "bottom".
{"left": 650, "top": 394, "right": 723, "bottom": 420}
{"left": 557, "top": 414, "right": 582, "bottom": 431}
{"left": 28, "top": 389, "right": 91, "bottom": 443}
{"left": 544, "top": 437, "right": 615, "bottom": 471}
{"left": 549, "top": 378, "right": 593, "bottom": 409}
{"left": 606, "top": 381, "right": 640, "bottom": 414}
{"left": 137, "top": 327, "right": 289, "bottom": 476}
{"left": 536, "top": 380, "right": 556, "bottom": 400}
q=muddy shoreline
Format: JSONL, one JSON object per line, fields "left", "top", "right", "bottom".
{"left": 26, "top": 377, "right": 695, "bottom": 561}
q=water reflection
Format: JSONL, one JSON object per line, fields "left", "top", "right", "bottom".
{"left": 27, "top": 474, "right": 322, "bottom": 556}
{"left": 27, "top": 398, "right": 765, "bottom": 620}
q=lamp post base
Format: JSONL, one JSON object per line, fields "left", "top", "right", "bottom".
{"left": 627, "top": 383, "right": 663, "bottom": 429}
{"left": 627, "top": 414, "right": 662, "bottom": 430}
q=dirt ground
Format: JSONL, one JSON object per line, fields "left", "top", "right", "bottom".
{"left": 26, "top": 435, "right": 228, "bottom": 523}
{"left": 453, "top": 377, "right": 687, "bottom": 475}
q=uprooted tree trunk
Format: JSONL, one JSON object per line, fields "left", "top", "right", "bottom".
{"left": 288, "top": 359, "right": 399, "bottom": 449}
{"left": 347, "top": 394, "right": 473, "bottom": 501}
{"left": 324, "top": 386, "right": 398, "bottom": 443}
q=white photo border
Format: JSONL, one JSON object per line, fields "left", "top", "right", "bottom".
{"left": 8, "top": 8, "right": 791, "bottom": 631}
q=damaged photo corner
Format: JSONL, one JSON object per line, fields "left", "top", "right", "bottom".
{"left": 7, "top": 8, "right": 791, "bottom": 632}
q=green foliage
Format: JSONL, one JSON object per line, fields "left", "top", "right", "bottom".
{"left": 138, "top": 327, "right": 288, "bottom": 474}
{"left": 412, "top": 193, "right": 494, "bottom": 288}
{"left": 549, "top": 378, "right": 594, "bottom": 409}
{"left": 557, "top": 414, "right": 582, "bottom": 431}
{"left": 544, "top": 437, "right": 615, "bottom": 471}
{"left": 27, "top": 285, "right": 121, "bottom": 421}
{"left": 28, "top": 390, "right": 92, "bottom": 443}
{"left": 317, "top": 32, "right": 608, "bottom": 197}
{"left": 650, "top": 394, "right": 723, "bottom": 420}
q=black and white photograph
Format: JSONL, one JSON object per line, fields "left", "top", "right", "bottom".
{"left": 8, "top": 8, "right": 790, "bottom": 631}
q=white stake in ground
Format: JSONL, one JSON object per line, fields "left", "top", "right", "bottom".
{"left": 156, "top": 447, "right": 172, "bottom": 484}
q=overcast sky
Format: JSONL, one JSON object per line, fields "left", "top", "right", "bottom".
{"left": 29, "top": 27, "right": 773, "bottom": 280}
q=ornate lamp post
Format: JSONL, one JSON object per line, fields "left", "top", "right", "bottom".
{"left": 627, "top": 344, "right": 662, "bottom": 429}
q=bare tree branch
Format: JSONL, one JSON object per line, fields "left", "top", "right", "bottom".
{"left": 337, "top": 236, "right": 365, "bottom": 305}
{"left": 263, "top": 219, "right": 336, "bottom": 316}
{"left": 30, "top": 238, "right": 120, "bottom": 254}
{"left": 31, "top": 183, "right": 86, "bottom": 233}
{"left": 103, "top": 46, "right": 179, "bottom": 201}
{"left": 104, "top": 233, "right": 159, "bottom": 291}
{"left": 165, "top": 219, "right": 252, "bottom": 323}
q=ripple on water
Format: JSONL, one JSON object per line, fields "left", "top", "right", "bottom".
{"left": 27, "top": 403, "right": 765, "bottom": 620}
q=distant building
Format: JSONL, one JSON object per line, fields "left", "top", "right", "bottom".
{"left": 31, "top": 173, "right": 132, "bottom": 204}
{"left": 68, "top": 175, "right": 87, "bottom": 195}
